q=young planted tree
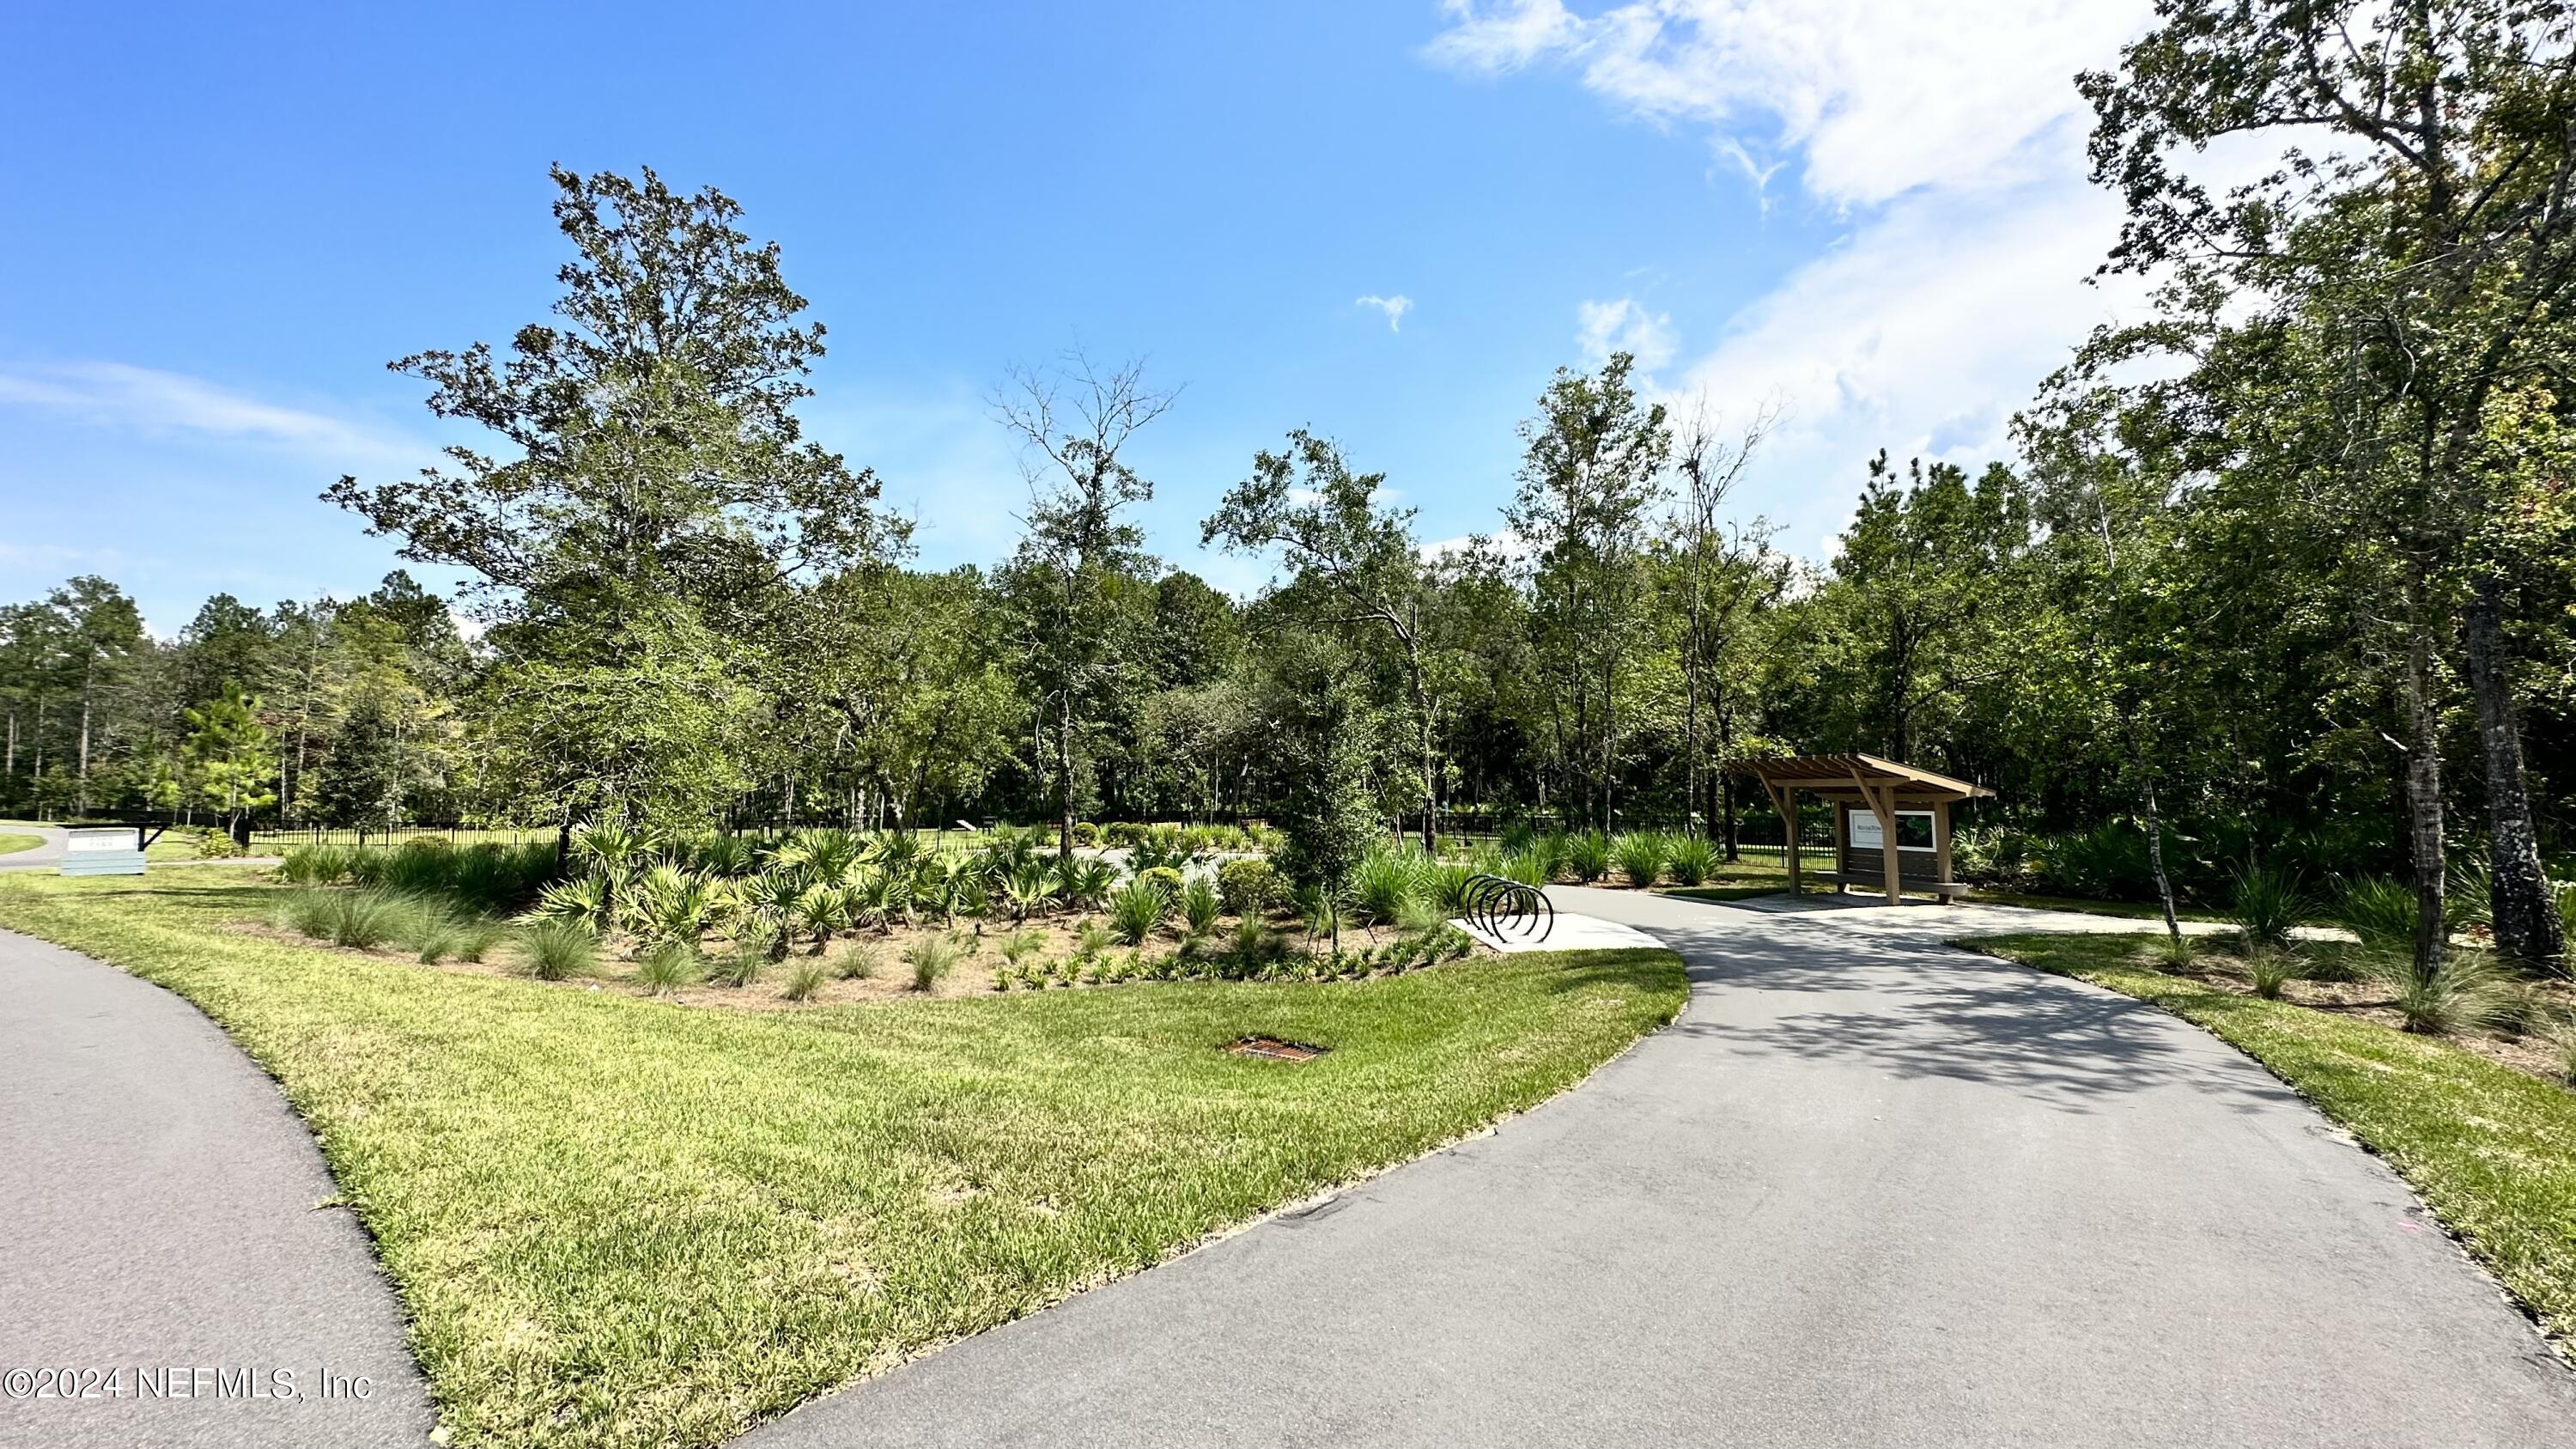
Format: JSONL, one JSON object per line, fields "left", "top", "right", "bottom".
{"left": 1261, "top": 632, "right": 1382, "bottom": 955}
{"left": 1206, "top": 429, "right": 1449, "bottom": 848}
{"left": 993, "top": 350, "right": 1176, "bottom": 860}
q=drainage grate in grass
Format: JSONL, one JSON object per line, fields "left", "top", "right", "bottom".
{"left": 1227, "top": 1036, "right": 1327, "bottom": 1062}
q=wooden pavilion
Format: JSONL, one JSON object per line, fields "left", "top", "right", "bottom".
{"left": 1733, "top": 753, "right": 1992, "bottom": 904}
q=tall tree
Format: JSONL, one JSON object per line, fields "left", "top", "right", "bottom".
{"left": 993, "top": 349, "right": 1176, "bottom": 859}
{"left": 2084, "top": 0, "right": 2576, "bottom": 965}
{"left": 1507, "top": 353, "right": 1671, "bottom": 833}
{"left": 325, "top": 165, "right": 900, "bottom": 834}
{"left": 1206, "top": 429, "right": 1449, "bottom": 848}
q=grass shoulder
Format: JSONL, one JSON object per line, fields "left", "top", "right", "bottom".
{"left": 0, "top": 832, "right": 39, "bottom": 856}
{"left": 1967, "top": 931, "right": 2576, "bottom": 1345}
{"left": 0, "top": 869, "right": 1685, "bottom": 1449}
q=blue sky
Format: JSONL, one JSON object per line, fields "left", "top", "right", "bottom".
{"left": 0, "top": 1, "right": 2156, "bottom": 633}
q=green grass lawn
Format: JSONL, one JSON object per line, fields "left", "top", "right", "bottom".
{"left": 1971, "top": 933, "right": 2576, "bottom": 1342}
{"left": 0, "top": 832, "right": 39, "bottom": 856}
{"left": 0, "top": 869, "right": 1686, "bottom": 1449}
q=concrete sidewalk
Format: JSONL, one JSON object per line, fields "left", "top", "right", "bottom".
{"left": 736, "top": 884, "right": 2576, "bottom": 1448}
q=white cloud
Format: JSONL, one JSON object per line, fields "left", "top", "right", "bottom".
{"left": 1356, "top": 293, "right": 1415, "bottom": 332}
{"left": 0, "top": 360, "right": 423, "bottom": 469}
{"left": 1429, "top": 1, "right": 2162, "bottom": 551}
{"left": 1576, "top": 296, "right": 1678, "bottom": 373}
{"left": 1428, "top": 0, "right": 2148, "bottom": 206}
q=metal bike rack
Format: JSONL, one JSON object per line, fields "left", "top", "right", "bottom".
{"left": 1459, "top": 873, "right": 1554, "bottom": 944}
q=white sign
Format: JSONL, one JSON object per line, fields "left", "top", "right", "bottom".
{"left": 65, "top": 828, "right": 136, "bottom": 853}
{"left": 1848, "top": 810, "right": 1936, "bottom": 852}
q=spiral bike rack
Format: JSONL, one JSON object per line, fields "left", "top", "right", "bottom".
{"left": 1459, "top": 873, "right": 1555, "bottom": 945}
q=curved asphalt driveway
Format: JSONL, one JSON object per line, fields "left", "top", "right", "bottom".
{"left": 741, "top": 887, "right": 2576, "bottom": 1448}
{"left": 0, "top": 928, "right": 431, "bottom": 1447}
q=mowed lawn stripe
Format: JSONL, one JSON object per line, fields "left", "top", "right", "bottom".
{"left": 0, "top": 870, "right": 1685, "bottom": 1449}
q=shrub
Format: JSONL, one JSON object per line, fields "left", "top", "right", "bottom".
{"left": 1109, "top": 880, "right": 1169, "bottom": 946}
{"left": 191, "top": 826, "right": 243, "bottom": 859}
{"left": 521, "top": 921, "right": 598, "bottom": 981}
{"left": 634, "top": 941, "right": 701, "bottom": 995}
{"left": 1298, "top": 887, "right": 1344, "bottom": 946}
{"left": 1613, "top": 832, "right": 1665, "bottom": 888}
{"left": 1180, "top": 875, "right": 1222, "bottom": 935}
{"left": 905, "top": 935, "right": 962, "bottom": 991}
{"left": 781, "top": 960, "right": 829, "bottom": 1002}
{"left": 1218, "top": 858, "right": 1287, "bottom": 916}
{"left": 1352, "top": 848, "right": 1424, "bottom": 925}
{"left": 1666, "top": 834, "right": 1716, "bottom": 887}
{"left": 1072, "top": 820, "right": 1102, "bottom": 847}
{"left": 2243, "top": 947, "right": 2295, "bottom": 1000}
{"left": 2372, "top": 951, "right": 2509, "bottom": 1036}
{"left": 1424, "top": 859, "right": 1477, "bottom": 913}
{"left": 2226, "top": 864, "right": 2306, "bottom": 950}
{"left": 1134, "top": 865, "right": 1188, "bottom": 902}
{"left": 2330, "top": 875, "right": 2419, "bottom": 950}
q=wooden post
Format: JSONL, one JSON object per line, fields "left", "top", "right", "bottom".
{"left": 1853, "top": 767, "right": 1900, "bottom": 905}
{"left": 1934, "top": 801, "right": 1953, "bottom": 905}
{"left": 1765, "top": 781, "right": 1800, "bottom": 894}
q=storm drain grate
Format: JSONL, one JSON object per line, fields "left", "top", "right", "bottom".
{"left": 1227, "top": 1037, "right": 1327, "bottom": 1062}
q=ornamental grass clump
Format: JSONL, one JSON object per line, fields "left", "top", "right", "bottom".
{"left": 2226, "top": 863, "right": 2306, "bottom": 951}
{"left": 2330, "top": 874, "right": 2420, "bottom": 952}
{"left": 1352, "top": 847, "right": 1424, "bottom": 925}
{"left": 1180, "top": 875, "right": 1222, "bottom": 936}
{"left": 904, "top": 934, "right": 962, "bottom": 992}
{"left": 780, "top": 960, "right": 829, "bottom": 1003}
{"left": 521, "top": 920, "right": 598, "bottom": 982}
{"left": 1109, "top": 880, "right": 1168, "bottom": 947}
{"left": 1567, "top": 831, "right": 1611, "bottom": 884}
{"left": 634, "top": 941, "right": 701, "bottom": 995}
{"left": 1613, "top": 832, "right": 1665, "bottom": 888}
{"left": 2243, "top": 946, "right": 2296, "bottom": 1001}
{"left": 2372, "top": 951, "right": 2510, "bottom": 1037}
{"left": 1665, "top": 834, "right": 1716, "bottom": 887}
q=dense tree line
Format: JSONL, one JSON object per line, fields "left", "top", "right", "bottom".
{"left": 7, "top": 1, "right": 2572, "bottom": 975}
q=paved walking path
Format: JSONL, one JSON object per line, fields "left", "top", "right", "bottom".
{"left": 739, "top": 886, "right": 2576, "bottom": 1448}
{"left": 0, "top": 928, "right": 431, "bottom": 1448}
{"left": 0, "top": 824, "right": 67, "bottom": 870}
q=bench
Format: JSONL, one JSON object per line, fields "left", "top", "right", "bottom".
{"left": 1818, "top": 870, "right": 1969, "bottom": 904}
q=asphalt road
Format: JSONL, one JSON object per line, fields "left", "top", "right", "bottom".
{"left": 0, "top": 928, "right": 432, "bottom": 1448}
{"left": 738, "top": 886, "right": 2576, "bottom": 1449}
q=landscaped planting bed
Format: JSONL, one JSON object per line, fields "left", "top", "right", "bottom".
{"left": 0, "top": 867, "right": 1686, "bottom": 1449}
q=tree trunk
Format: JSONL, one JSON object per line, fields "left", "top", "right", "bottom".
{"left": 2402, "top": 580, "right": 2448, "bottom": 976}
{"left": 1408, "top": 654, "right": 1436, "bottom": 853}
{"left": 2464, "top": 575, "right": 2565, "bottom": 968}
{"left": 76, "top": 651, "right": 94, "bottom": 817}
{"left": 1056, "top": 697, "right": 1075, "bottom": 863}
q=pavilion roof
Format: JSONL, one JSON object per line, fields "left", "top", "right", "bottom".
{"left": 1731, "top": 752, "right": 1991, "bottom": 802}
